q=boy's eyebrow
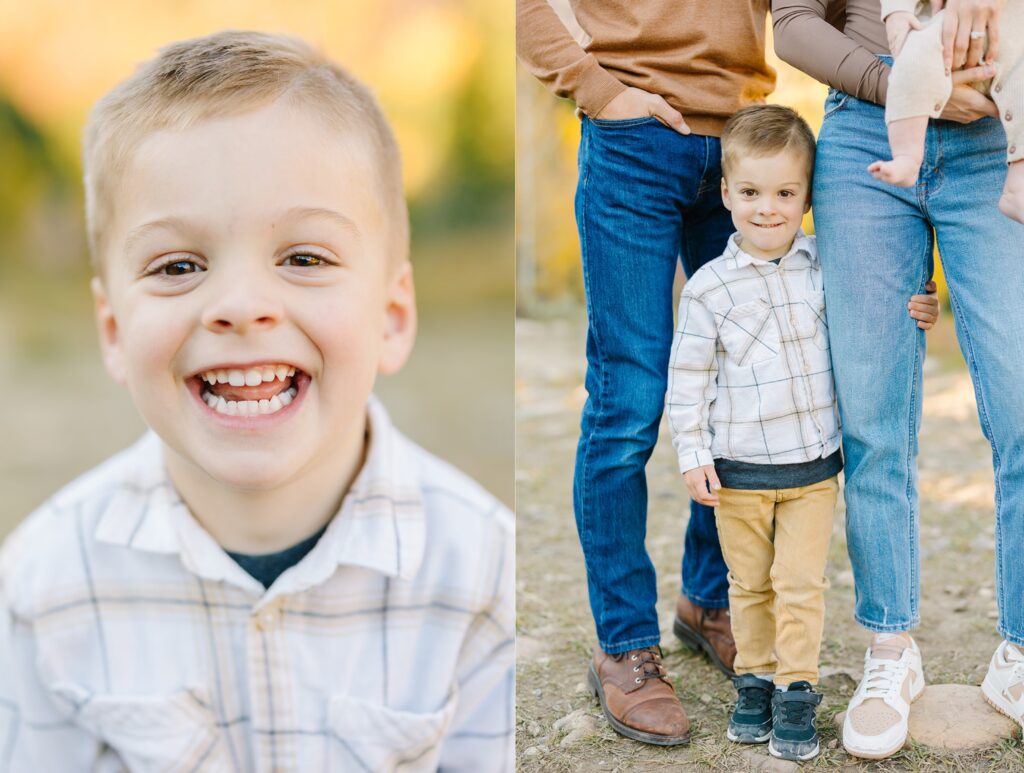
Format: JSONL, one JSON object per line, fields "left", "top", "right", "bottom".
{"left": 281, "top": 206, "right": 361, "bottom": 234}
{"left": 123, "top": 216, "right": 190, "bottom": 253}
{"left": 122, "top": 207, "right": 361, "bottom": 253}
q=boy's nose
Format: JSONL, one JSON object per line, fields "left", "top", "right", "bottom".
{"left": 201, "top": 283, "right": 283, "bottom": 334}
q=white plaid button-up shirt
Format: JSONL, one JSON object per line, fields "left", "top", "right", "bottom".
{"left": 0, "top": 397, "right": 513, "bottom": 772}
{"left": 666, "top": 231, "right": 841, "bottom": 473}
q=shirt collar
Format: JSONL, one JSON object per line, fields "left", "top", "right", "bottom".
{"left": 94, "top": 395, "right": 426, "bottom": 594}
{"left": 724, "top": 230, "right": 815, "bottom": 270}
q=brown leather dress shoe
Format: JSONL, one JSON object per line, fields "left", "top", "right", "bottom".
{"left": 673, "top": 594, "right": 737, "bottom": 677}
{"left": 587, "top": 646, "right": 690, "bottom": 746}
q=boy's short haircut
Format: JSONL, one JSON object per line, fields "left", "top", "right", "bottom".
{"left": 83, "top": 30, "right": 408, "bottom": 270}
{"left": 720, "top": 104, "right": 816, "bottom": 181}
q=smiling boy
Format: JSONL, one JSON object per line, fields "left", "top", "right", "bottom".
{"left": 0, "top": 31, "right": 513, "bottom": 771}
{"left": 665, "top": 105, "right": 936, "bottom": 761}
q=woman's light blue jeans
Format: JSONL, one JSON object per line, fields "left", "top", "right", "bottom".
{"left": 574, "top": 116, "right": 732, "bottom": 654}
{"left": 814, "top": 80, "right": 1024, "bottom": 645}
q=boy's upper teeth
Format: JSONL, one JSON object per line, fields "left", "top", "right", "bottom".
{"left": 201, "top": 365, "right": 296, "bottom": 385}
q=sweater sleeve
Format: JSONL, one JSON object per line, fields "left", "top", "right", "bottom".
{"left": 666, "top": 290, "right": 719, "bottom": 474}
{"left": 772, "top": 0, "right": 892, "bottom": 105}
{"left": 515, "top": 0, "right": 626, "bottom": 116}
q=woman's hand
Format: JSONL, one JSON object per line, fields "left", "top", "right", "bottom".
{"left": 885, "top": 11, "right": 923, "bottom": 57}
{"left": 933, "top": 0, "right": 1005, "bottom": 70}
{"left": 938, "top": 63, "right": 999, "bottom": 122}
{"left": 908, "top": 281, "right": 941, "bottom": 330}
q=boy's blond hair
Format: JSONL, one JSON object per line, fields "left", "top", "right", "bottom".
{"left": 720, "top": 104, "right": 816, "bottom": 181}
{"left": 83, "top": 30, "right": 407, "bottom": 270}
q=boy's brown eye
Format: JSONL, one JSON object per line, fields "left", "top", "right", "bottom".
{"left": 285, "top": 253, "right": 323, "bottom": 267}
{"left": 163, "top": 260, "right": 200, "bottom": 275}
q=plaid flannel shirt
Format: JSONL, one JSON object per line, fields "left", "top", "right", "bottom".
{"left": 666, "top": 231, "right": 841, "bottom": 473}
{"left": 0, "top": 397, "right": 513, "bottom": 772}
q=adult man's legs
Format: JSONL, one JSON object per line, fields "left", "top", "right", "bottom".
{"left": 574, "top": 117, "right": 732, "bottom": 742}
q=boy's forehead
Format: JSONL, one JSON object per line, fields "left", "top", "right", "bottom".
{"left": 108, "top": 101, "right": 384, "bottom": 250}
{"left": 728, "top": 149, "right": 811, "bottom": 182}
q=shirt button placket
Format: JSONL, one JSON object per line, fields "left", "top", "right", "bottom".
{"left": 250, "top": 598, "right": 287, "bottom": 772}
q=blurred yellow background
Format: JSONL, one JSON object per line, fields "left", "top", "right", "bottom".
{"left": 0, "top": 0, "right": 514, "bottom": 535}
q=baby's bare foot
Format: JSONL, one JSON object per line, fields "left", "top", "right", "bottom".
{"left": 868, "top": 156, "right": 921, "bottom": 187}
{"left": 998, "top": 162, "right": 1024, "bottom": 224}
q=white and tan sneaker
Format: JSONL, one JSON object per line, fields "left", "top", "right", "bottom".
{"left": 981, "top": 640, "right": 1024, "bottom": 730}
{"left": 842, "top": 634, "right": 925, "bottom": 759}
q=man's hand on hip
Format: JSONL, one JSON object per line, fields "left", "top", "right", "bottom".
{"left": 594, "top": 87, "right": 691, "bottom": 135}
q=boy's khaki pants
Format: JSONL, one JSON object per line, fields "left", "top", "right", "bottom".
{"left": 715, "top": 477, "right": 838, "bottom": 685}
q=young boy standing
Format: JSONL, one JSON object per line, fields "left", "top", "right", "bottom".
{"left": 0, "top": 32, "right": 513, "bottom": 772}
{"left": 665, "top": 105, "right": 937, "bottom": 762}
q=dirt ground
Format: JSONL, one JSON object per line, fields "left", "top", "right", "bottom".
{"left": 515, "top": 312, "right": 1024, "bottom": 772}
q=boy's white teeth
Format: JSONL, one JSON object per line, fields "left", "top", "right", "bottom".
{"left": 208, "top": 387, "right": 297, "bottom": 416}
{"left": 201, "top": 366, "right": 296, "bottom": 386}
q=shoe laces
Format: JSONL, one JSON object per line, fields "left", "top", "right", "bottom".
{"left": 860, "top": 653, "right": 907, "bottom": 698}
{"left": 735, "top": 683, "right": 771, "bottom": 714}
{"left": 774, "top": 693, "right": 818, "bottom": 728}
{"left": 616, "top": 646, "right": 667, "bottom": 685}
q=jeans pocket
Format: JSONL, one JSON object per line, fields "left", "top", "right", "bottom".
{"left": 823, "top": 89, "right": 852, "bottom": 119}
{"left": 589, "top": 115, "right": 659, "bottom": 128}
{"left": 719, "top": 298, "right": 780, "bottom": 366}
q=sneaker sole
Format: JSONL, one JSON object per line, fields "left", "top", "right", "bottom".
{"left": 768, "top": 738, "right": 820, "bottom": 761}
{"left": 727, "top": 727, "right": 771, "bottom": 744}
{"left": 981, "top": 673, "right": 1024, "bottom": 731}
{"left": 586, "top": 662, "right": 690, "bottom": 746}
{"left": 842, "top": 678, "right": 925, "bottom": 760}
{"left": 673, "top": 615, "right": 737, "bottom": 678}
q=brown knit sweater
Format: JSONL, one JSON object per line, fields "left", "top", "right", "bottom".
{"left": 516, "top": 0, "right": 777, "bottom": 137}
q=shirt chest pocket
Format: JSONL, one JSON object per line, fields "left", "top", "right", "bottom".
{"left": 718, "top": 298, "right": 780, "bottom": 366}
{"left": 791, "top": 290, "right": 829, "bottom": 350}
{"left": 328, "top": 689, "right": 459, "bottom": 772}
{"left": 53, "top": 685, "right": 227, "bottom": 772}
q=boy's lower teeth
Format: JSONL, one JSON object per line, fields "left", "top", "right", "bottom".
{"left": 203, "top": 386, "right": 297, "bottom": 416}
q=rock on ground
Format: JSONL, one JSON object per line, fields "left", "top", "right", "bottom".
{"left": 833, "top": 684, "right": 1020, "bottom": 751}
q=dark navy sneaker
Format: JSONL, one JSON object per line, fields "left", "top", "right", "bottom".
{"left": 727, "top": 674, "right": 774, "bottom": 743}
{"left": 768, "top": 681, "right": 822, "bottom": 761}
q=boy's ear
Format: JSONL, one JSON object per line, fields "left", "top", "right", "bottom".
{"left": 804, "top": 188, "right": 813, "bottom": 213}
{"left": 721, "top": 177, "right": 732, "bottom": 211}
{"left": 377, "top": 261, "right": 417, "bottom": 376}
{"left": 91, "top": 277, "right": 127, "bottom": 384}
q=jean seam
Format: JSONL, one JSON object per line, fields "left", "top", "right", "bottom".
{"left": 906, "top": 317, "right": 922, "bottom": 622}
{"left": 577, "top": 124, "right": 615, "bottom": 641}
{"left": 947, "top": 286, "right": 1006, "bottom": 633}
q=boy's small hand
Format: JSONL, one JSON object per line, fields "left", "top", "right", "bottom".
{"left": 885, "top": 11, "right": 923, "bottom": 57}
{"left": 683, "top": 465, "right": 721, "bottom": 506}
{"left": 595, "top": 87, "right": 691, "bottom": 135}
{"left": 908, "top": 280, "right": 941, "bottom": 330}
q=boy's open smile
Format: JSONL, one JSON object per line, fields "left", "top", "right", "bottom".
{"left": 187, "top": 362, "right": 310, "bottom": 420}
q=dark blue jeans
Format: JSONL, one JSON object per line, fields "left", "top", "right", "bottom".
{"left": 574, "top": 115, "right": 732, "bottom": 654}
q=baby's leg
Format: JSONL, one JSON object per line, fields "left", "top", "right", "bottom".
{"left": 872, "top": 15, "right": 949, "bottom": 186}
{"left": 869, "top": 117, "right": 929, "bottom": 186}
{"left": 992, "top": 2, "right": 1024, "bottom": 221}
{"left": 999, "top": 162, "right": 1024, "bottom": 223}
